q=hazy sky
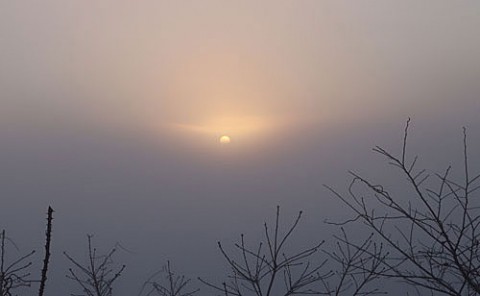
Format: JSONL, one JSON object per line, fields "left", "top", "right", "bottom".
{"left": 1, "top": 1, "right": 480, "bottom": 295}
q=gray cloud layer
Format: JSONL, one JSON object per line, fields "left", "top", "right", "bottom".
{"left": 1, "top": 1, "right": 480, "bottom": 295}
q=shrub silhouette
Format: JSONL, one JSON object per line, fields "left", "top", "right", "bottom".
{"left": 199, "top": 206, "right": 384, "bottom": 296}
{"left": 0, "top": 206, "right": 53, "bottom": 296}
{"left": 327, "top": 120, "right": 480, "bottom": 295}
{"left": 64, "top": 235, "right": 125, "bottom": 296}
{"left": 0, "top": 229, "right": 35, "bottom": 296}
{"left": 199, "top": 206, "right": 328, "bottom": 295}
{"left": 138, "top": 261, "right": 198, "bottom": 296}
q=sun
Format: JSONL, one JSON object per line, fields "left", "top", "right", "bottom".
{"left": 219, "top": 135, "right": 231, "bottom": 144}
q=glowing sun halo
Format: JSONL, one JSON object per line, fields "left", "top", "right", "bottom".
{"left": 219, "top": 135, "right": 231, "bottom": 144}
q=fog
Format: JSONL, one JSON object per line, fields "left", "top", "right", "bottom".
{"left": 1, "top": 1, "right": 480, "bottom": 295}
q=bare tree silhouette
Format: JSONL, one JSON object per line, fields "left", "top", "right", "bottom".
{"left": 138, "top": 261, "right": 198, "bottom": 296}
{"left": 326, "top": 119, "right": 480, "bottom": 295}
{"left": 0, "top": 230, "right": 35, "bottom": 296}
{"left": 64, "top": 235, "right": 125, "bottom": 296}
{"left": 199, "top": 206, "right": 330, "bottom": 296}
{"left": 322, "top": 228, "right": 386, "bottom": 296}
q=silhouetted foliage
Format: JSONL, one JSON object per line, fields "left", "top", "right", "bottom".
{"left": 64, "top": 235, "right": 125, "bottom": 296}
{"left": 138, "top": 261, "right": 198, "bottom": 296}
{"left": 327, "top": 119, "right": 480, "bottom": 295}
{"left": 0, "top": 230, "right": 35, "bottom": 296}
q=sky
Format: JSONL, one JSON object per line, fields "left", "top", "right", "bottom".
{"left": 1, "top": 1, "right": 480, "bottom": 295}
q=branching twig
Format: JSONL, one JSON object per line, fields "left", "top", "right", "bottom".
{"left": 138, "top": 261, "right": 199, "bottom": 296}
{"left": 199, "top": 206, "right": 330, "bottom": 296}
{"left": 326, "top": 121, "right": 480, "bottom": 295}
{"left": 65, "top": 235, "right": 125, "bottom": 296}
{"left": 0, "top": 230, "right": 35, "bottom": 296}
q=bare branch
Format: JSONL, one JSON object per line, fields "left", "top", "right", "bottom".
{"left": 65, "top": 235, "right": 125, "bottom": 296}
{"left": 327, "top": 121, "right": 480, "bottom": 295}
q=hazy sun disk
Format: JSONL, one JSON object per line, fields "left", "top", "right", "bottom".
{"left": 172, "top": 116, "right": 272, "bottom": 141}
{"left": 219, "top": 135, "right": 231, "bottom": 144}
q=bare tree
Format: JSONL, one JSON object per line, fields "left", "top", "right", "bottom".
{"left": 64, "top": 235, "right": 125, "bottom": 296}
{"left": 138, "top": 261, "right": 198, "bottom": 296}
{"left": 323, "top": 228, "right": 386, "bottom": 296}
{"left": 0, "top": 230, "right": 35, "bottom": 296}
{"left": 199, "top": 206, "right": 330, "bottom": 296}
{"left": 326, "top": 119, "right": 480, "bottom": 295}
